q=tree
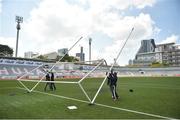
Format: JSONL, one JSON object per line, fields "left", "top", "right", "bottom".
{"left": 151, "top": 61, "right": 169, "bottom": 67}
{"left": 37, "top": 55, "right": 47, "bottom": 60}
{"left": 0, "top": 44, "right": 13, "bottom": 56}
{"left": 56, "top": 54, "right": 79, "bottom": 62}
{"left": 162, "top": 61, "right": 169, "bottom": 67}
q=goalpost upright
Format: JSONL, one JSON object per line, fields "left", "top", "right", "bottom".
{"left": 91, "top": 27, "right": 134, "bottom": 104}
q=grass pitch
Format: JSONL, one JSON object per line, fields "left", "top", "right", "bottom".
{"left": 0, "top": 77, "right": 180, "bottom": 119}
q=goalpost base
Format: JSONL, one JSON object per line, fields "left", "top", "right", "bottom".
{"left": 88, "top": 103, "right": 95, "bottom": 106}
{"left": 26, "top": 91, "right": 30, "bottom": 93}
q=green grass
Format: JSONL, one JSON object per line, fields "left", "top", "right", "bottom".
{"left": 0, "top": 77, "right": 180, "bottom": 119}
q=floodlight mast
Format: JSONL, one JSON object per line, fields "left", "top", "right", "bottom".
{"left": 89, "top": 38, "right": 92, "bottom": 64}
{"left": 15, "top": 16, "right": 23, "bottom": 57}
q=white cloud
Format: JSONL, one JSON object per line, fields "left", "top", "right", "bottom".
{"left": 92, "top": 13, "right": 157, "bottom": 65}
{"left": 87, "top": 0, "right": 156, "bottom": 12}
{"left": 160, "top": 35, "right": 179, "bottom": 44}
{"left": 17, "top": 0, "right": 158, "bottom": 65}
{"left": 133, "top": 0, "right": 156, "bottom": 9}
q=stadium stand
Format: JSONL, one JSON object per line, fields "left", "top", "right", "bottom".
{"left": 0, "top": 57, "right": 180, "bottom": 80}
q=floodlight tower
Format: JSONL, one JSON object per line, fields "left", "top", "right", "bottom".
{"left": 89, "top": 38, "right": 92, "bottom": 64}
{"left": 15, "top": 16, "right": 23, "bottom": 57}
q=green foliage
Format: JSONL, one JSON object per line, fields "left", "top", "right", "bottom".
{"left": 56, "top": 54, "right": 79, "bottom": 62}
{"left": 0, "top": 44, "right": 13, "bottom": 56}
{"left": 37, "top": 55, "right": 48, "bottom": 60}
{"left": 151, "top": 61, "right": 162, "bottom": 67}
{"left": 36, "top": 54, "right": 78, "bottom": 62}
{"left": 151, "top": 61, "right": 169, "bottom": 67}
{"left": 162, "top": 61, "right": 169, "bottom": 66}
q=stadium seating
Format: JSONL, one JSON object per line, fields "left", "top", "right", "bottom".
{"left": 0, "top": 58, "right": 180, "bottom": 80}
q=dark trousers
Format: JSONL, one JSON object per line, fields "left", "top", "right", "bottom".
{"left": 110, "top": 85, "right": 118, "bottom": 99}
{"left": 44, "top": 83, "right": 51, "bottom": 91}
{"left": 51, "top": 83, "right": 56, "bottom": 91}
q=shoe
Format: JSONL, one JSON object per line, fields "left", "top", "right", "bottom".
{"left": 113, "top": 99, "right": 116, "bottom": 101}
{"left": 112, "top": 96, "right": 115, "bottom": 98}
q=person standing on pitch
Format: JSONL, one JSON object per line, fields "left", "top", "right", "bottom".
{"left": 107, "top": 70, "right": 119, "bottom": 100}
{"left": 50, "top": 71, "right": 56, "bottom": 91}
{"left": 113, "top": 72, "right": 119, "bottom": 99}
{"left": 44, "top": 72, "right": 50, "bottom": 91}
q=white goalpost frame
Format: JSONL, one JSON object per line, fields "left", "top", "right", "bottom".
{"left": 16, "top": 34, "right": 106, "bottom": 102}
{"left": 17, "top": 27, "right": 134, "bottom": 104}
{"left": 68, "top": 28, "right": 134, "bottom": 103}
{"left": 19, "top": 79, "right": 78, "bottom": 84}
{"left": 16, "top": 36, "right": 83, "bottom": 92}
{"left": 17, "top": 57, "right": 106, "bottom": 103}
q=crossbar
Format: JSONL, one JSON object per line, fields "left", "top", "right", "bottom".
{"left": 19, "top": 79, "right": 78, "bottom": 84}
{"left": 78, "top": 59, "right": 104, "bottom": 83}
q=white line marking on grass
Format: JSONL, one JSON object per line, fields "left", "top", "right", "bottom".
{"left": 120, "top": 83, "right": 179, "bottom": 88}
{"left": 120, "top": 84, "right": 180, "bottom": 90}
{"left": 16, "top": 87, "right": 89, "bottom": 104}
{"left": 94, "top": 103, "right": 176, "bottom": 120}
{"left": 16, "top": 87, "right": 177, "bottom": 120}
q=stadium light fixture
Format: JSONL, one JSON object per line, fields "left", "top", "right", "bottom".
{"left": 15, "top": 16, "right": 23, "bottom": 57}
{"left": 16, "top": 16, "right": 23, "bottom": 23}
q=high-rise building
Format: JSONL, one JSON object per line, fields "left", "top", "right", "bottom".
{"left": 24, "top": 51, "right": 39, "bottom": 58}
{"left": 76, "top": 47, "right": 85, "bottom": 61}
{"left": 137, "top": 39, "right": 156, "bottom": 53}
{"left": 133, "top": 39, "right": 156, "bottom": 66}
{"left": 58, "top": 48, "right": 68, "bottom": 56}
{"left": 156, "top": 43, "right": 180, "bottom": 66}
{"left": 132, "top": 39, "right": 180, "bottom": 67}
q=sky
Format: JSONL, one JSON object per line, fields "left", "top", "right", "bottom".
{"left": 0, "top": 0, "right": 180, "bottom": 66}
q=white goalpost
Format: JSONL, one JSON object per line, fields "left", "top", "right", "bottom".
{"left": 16, "top": 36, "right": 107, "bottom": 103}
{"left": 17, "top": 58, "right": 107, "bottom": 103}
{"left": 17, "top": 27, "right": 134, "bottom": 104}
